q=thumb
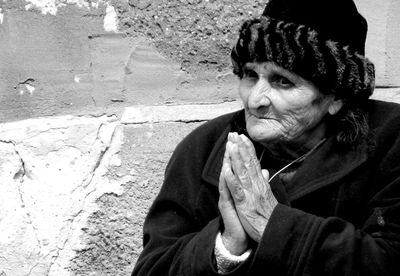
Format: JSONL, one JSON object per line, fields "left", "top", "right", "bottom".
{"left": 261, "top": 169, "right": 270, "bottom": 182}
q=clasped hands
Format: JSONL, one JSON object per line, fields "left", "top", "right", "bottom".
{"left": 218, "top": 132, "right": 278, "bottom": 255}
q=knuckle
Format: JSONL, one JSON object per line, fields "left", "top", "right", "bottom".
{"left": 244, "top": 156, "right": 259, "bottom": 170}
{"left": 238, "top": 175, "right": 246, "bottom": 183}
{"left": 218, "top": 200, "right": 224, "bottom": 210}
{"left": 257, "top": 178, "right": 266, "bottom": 189}
{"left": 257, "top": 193, "right": 266, "bottom": 204}
{"left": 225, "top": 170, "right": 234, "bottom": 181}
{"left": 234, "top": 187, "right": 245, "bottom": 201}
{"left": 237, "top": 170, "right": 248, "bottom": 182}
{"left": 243, "top": 160, "right": 251, "bottom": 168}
{"left": 250, "top": 156, "right": 259, "bottom": 167}
{"left": 227, "top": 174, "right": 237, "bottom": 185}
{"left": 218, "top": 198, "right": 230, "bottom": 210}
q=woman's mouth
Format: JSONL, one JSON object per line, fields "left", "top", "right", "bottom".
{"left": 247, "top": 111, "right": 272, "bottom": 120}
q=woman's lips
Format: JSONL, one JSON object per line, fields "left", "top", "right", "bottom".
{"left": 247, "top": 112, "right": 273, "bottom": 120}
{"left": 245, "top": 108, "right": 277, "bottom": 121}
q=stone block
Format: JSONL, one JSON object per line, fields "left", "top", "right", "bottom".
{"left": 356, "top": 0, "right": 400, "bottom": 87}
{"left": 70, "top": 121, "right": 203, "bottom": 275}
{"left": 121, "top": 101, "right": 242, "bottom": 124}
{"left": 0, "top": 4, "right": 134, "bottom": 122}
{"left": 0, "top": 114, "right": 123, "bottom": 275}
{"left": 371, "top": 87, "right": 400, "bottom": 103}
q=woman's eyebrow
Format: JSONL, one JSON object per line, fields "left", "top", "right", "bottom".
{"left": 271, "top": 66, "right": 301, "bottom": 82}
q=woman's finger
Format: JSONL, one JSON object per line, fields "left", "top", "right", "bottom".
{"left": 241, "top": 134, "right": 262, "bottom": 171}
{"left": 237, "top": 134, "right": 261, "bottom": 180}
{"left": 224, "top": 164, "right": 245, "bottom": 202}
{"left": 261, "top": 169, "right": 270, "bottom": 182}
{"left": 229, "top": 142, "right": 250, "bottom": 187}
{"left": 219, "top": 164, "right": 230, "bottom": 200}
{"left": 258, "top": 169, "right": 270, "bottom": 194}
{"left": 228, "top": 132, "right": 237, "bottom": 144}
{"left": 221, "top": 140, "right": 236, "bottom": 199}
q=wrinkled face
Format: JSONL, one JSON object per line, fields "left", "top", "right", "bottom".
{"left": 239, "top": 62, "right": 341, "bottom": 146}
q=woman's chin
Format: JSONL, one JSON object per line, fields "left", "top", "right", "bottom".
{"left": 246, "top": 126, "right": 279, "bottom": 144}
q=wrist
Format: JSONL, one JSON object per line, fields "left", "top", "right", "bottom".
{"left": 215, "top": 232, "right": 251, "bottom": 274}
{"left": 221, "top": 231, "right": 248, "bottom": 255}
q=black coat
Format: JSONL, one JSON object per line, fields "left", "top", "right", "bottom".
{"left": 132, "top": 100, "right": 400, "bottom": 276}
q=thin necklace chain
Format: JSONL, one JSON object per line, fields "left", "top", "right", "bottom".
{"left": 258, "top": 138, "right": 327, "bottom": 182}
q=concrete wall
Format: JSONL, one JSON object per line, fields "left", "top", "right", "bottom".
{"left": 0, "top": 0, "right": 399, "bottom": 275}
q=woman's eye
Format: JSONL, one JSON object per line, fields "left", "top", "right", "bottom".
{"left": 243, "top": 69, "right": 259, "bottom": 80}
{"left": 272, "top": 75, "right": 294, "bottom": 88}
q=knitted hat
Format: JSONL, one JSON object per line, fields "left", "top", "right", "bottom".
{"left": 231, "top": 0, "right": 375, "bottom": 101}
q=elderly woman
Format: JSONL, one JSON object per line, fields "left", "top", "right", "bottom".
{"left": 132, "top": 0, "right": 400, "bottom": 275}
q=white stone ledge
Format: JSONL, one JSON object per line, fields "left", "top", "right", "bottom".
{"left": 120, "top": 89, "right": 400, "bottom": 125}
{"left": 371, "top": 87, "right": 400, "bottom": 104}
{"left": 121, "top": 101, "right": 243, "bottom": 124}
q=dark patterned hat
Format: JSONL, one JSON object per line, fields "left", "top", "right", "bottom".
{"left": 231, "top": 0, "right": 375, "bottom": 101}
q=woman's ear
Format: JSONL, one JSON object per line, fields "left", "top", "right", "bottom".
{"left": 328, "top": 98, "right": 343, "bottom": 115}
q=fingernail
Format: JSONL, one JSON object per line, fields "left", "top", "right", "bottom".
{"left": 231, "top": 132, "right": 237, "bottom": 142}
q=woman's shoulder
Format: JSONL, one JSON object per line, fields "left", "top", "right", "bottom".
{"left": 368, "top": 99, "right": 400, "bottom": 129}
{"left": 367, "top": 100, "right": 400, "bottom": 151}
{"left": 368, "top": 99, "right": 400, "bottom": 112}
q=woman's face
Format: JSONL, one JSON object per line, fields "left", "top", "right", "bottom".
{"left": 239, "top": 62, "right": 342, "bottom": 146}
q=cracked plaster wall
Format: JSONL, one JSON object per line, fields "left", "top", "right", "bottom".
{"left": 0, "top": 114, "right": 124, "bottom": 275}
{"left": 0, "top": 0, "right": 400, "bottom": 275}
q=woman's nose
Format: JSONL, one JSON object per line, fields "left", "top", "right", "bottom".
{"left": 247, "top": 79, "right": 272, "bottom": 110}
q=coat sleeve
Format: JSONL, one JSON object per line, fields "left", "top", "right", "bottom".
{"left": 246, "top": 125, "right": 400, "bottom": 275}
{"left": 131, "top": 122, "right": 250, "bottom": 276}
{"left": 249, "top": 201, "right": 400, "bottom": 275}
{"left": 131, "top": 138, "right": 219, "bottom": 275}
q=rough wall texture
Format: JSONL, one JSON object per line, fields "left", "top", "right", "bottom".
{"left": 0, "top": 0, "right": 400, "bottom": 275}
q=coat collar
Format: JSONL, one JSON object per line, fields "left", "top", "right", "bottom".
{"left": 285, "top": 135, "right": 368, "bottom": 201}
{"left": 201, "top": 110, "right": 369, "bottom": 202}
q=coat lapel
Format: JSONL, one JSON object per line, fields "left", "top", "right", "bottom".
{"left": 201, "top": 127, "right": 229, "bottom": 187}
{"left": 286, "top": 136, "right": 368, "bottom": 201}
